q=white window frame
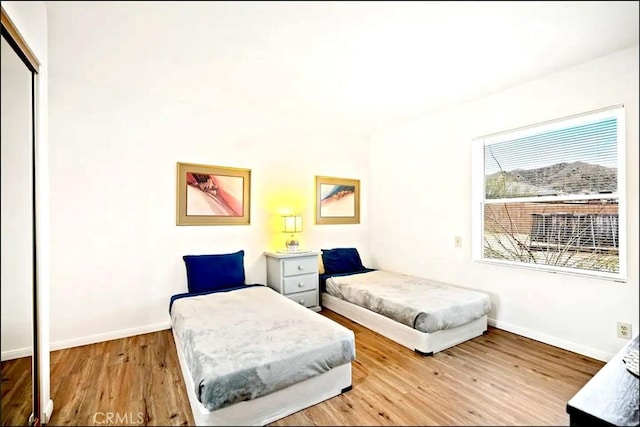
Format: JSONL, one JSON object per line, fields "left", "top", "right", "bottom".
{"left": 471, "top": 105, "right": 626, "bottom": 282}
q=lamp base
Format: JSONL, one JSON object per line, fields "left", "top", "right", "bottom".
{"left": 286, "top": 239, "right": 299, "bottom": 253}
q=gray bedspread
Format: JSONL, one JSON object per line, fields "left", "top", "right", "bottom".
{"left": 170, "top": 286, "right": 355, "bottom": 411}
{"left": 326, "top": 270, "right": 491, "bottom": 333}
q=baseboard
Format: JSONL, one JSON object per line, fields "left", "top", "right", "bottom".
{"left": 11, "top": 318, "right": 614, "bottom": 363}
{"left": 43, "top": 399, "right": 54, "bottom": 424}
{"left": 488, "top": 318, "right": 613, "bottom": 362}
{"left": 5, "top": 322, "right": 172, "bottom": 359}
{"left": 50, "top": 321, "right": 172, "bottom": 352}
{"left": 29, "top": 399, "right": 53, "bottom": 425}
{"left": 1, "top": 346, "right": 32, "bottom": 361}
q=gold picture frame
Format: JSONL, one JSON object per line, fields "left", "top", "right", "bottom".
{"left": 315, "top": 176, "right": 360, "bottom": 225}
{"left": 176, "top": 162, "right": 251, "bottom": 226}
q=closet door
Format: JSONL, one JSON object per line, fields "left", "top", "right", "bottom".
{"left": 0, "top": 31, "right": 37, "bottom": 426}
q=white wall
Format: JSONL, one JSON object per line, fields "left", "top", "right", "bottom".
{"left": 47, "top": 75, "right": 371, "bottom": 347}
{"left": 370, "top": 46, "right": 639, "bottom": 361}
{"left": 45, "top": 2, "right": 636, "bottom": 363}
{"left": 1, "top": 0, "right": 51, "bottom": 421}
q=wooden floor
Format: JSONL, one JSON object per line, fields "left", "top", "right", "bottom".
{"left": 1, "top": 309, "right": 604, "bottom": 426}
{"left": 1, "top": 356, "right": 32, "bottom": 426}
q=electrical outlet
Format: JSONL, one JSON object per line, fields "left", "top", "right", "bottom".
{"left": 454, "top": 236, "right": 462, "bottom": 247}
{"left": 617, "top": 322, "right": 632, "bottom": 339}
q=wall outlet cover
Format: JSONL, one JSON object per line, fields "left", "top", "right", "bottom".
{"left": 617, "top": 322, "right": 632, "bottom": 339}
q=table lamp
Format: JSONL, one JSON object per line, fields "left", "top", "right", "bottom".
{"left": 282, "top": 215, "right": 302, "bottom": 253}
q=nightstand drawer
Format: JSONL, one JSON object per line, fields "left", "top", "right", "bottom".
{"left": 282, "top": 257, "right": 317, "bottom": 277}
{"left": 283, "top": 275, "right": 317, "bottom": 294}
{"left": 265, "top": 251, "right": 321, "bottom": 312}
{"left": 285, "top": 290, "right": 318, "bottom": 308}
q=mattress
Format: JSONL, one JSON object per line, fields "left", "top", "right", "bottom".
{"left": 170, "top": 286, "right": 355, "bottom": 411}
{"left": 325, "top": 270, "right": 491, "bottom": 333}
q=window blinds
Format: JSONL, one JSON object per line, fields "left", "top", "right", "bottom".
{"left": 473, "top": 105, "right": 625, "bottom": 280}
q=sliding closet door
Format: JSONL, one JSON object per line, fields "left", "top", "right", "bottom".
{"left": 0, "top": 34, "right": 37, "bottom": 426}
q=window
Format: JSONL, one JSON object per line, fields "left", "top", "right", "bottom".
{"left": 472, "top": 105, "right": 626, "bottom": 281}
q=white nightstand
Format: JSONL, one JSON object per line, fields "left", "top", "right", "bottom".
{"left": 264, "top": 251, "right": 321, "bottom": 312}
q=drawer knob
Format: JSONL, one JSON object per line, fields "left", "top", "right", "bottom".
{"left": 297, "top": 265, "right": 304, "bottom": 270}
{"left": 299, "top": 300, "right": 304, "bottom": 304}
{"left": 297, "top": 282, "right": 303, "bottom": 287}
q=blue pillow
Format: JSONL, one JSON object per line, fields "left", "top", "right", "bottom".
{"left": 321, "top": 248, "right": 365, "bottom": 274}
{"left": 183, "top": 250, "right": 246, "bottom": 293}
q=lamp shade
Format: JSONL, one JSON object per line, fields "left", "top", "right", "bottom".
{"left": 283, "top": 215, "right": 302, "bottom": 233}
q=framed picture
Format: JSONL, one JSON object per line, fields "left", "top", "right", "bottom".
{"left": 176, "top": 162, "right": 251, "bottom": 225}
{"left": 315, "top": 176, "right": 360, "bottom": 225}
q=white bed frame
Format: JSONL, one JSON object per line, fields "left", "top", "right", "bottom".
{"left": 322, "top": 292, "right": 487, "bottom": 355}
{"left": 171, "top": 328, "right": 352, "bottom": 426}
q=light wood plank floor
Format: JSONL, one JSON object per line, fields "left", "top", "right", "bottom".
{"left": 1, "top": 356, "right": 32, "bottom": 426}
{"left": 1, "top": 309, "right": 604, "bottom": 426}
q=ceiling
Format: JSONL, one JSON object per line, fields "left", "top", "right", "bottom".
{"left": 45, "top": 1, "right": 639, "bottom": 134}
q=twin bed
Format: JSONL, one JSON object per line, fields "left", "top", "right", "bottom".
{"left": 322, "top": 270, "right": 490, "bottom": 355}
{"left": 170, "top": 248, "right": 491, "bottom": 425}
{"left": 170, "top": 251, "right": 355, "bottom": 426}
{"left": 318, "top": 248, "right": 491, "bottom": 355}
